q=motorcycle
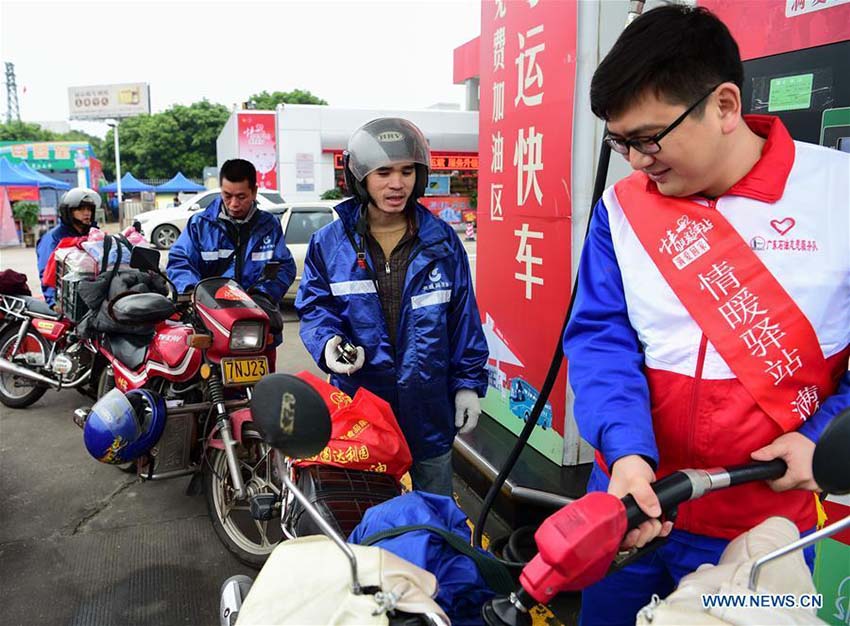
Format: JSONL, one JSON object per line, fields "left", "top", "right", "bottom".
{"left": 224, "top": 370, "right": 850, "bottom": 625}
{"left": 220, "top": 372, "right": 448, "bottom": 626}
{"left": 0, "top": 292, "right": 97, "bottom": 408}
{"left": 78, "top": 245, "right": 285, "bottom": 567}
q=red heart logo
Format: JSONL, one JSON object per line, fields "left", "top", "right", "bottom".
{"left": 770, "top": 218, "right": 795, "bottom": 236}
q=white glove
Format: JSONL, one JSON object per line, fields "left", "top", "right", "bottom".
{"left": 454, "top": 389, "right": 481, "bottom": 434}
{"left": 323, "top": 335, "right": 365, "bottom": 376}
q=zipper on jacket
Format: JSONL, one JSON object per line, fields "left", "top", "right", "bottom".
{"left": 385, "top": 261, "right": 390, "bottom": 275}
{"left": 688, "top": 335, "right": 709, "bottom": 460}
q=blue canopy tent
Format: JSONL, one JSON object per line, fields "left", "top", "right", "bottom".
{"left": 155, "top": 172, "right": 205, "bottom": 193}
{"left": 13, "top": 162, "right": 71, "bottom": 190}
{"left": 0, "top": 157, "right": 40, "bottom": 187}
{"left": 101, "top": 172, "right": 155, "bottom": 193}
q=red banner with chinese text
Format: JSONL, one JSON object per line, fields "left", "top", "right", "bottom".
{"left": 238, "top": 112, "right": 278, "bottom": 190}
{"left": 476, "top": 0, "right": 576, "bottom": 463}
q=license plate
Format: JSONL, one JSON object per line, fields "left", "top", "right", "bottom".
{"left": 221, "top": 356, "right": 268, "bottom": 386}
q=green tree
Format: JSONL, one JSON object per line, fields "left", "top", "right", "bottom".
{"left": 0, "top": 121, "right": 55, "bottom": 142}
{"left": 100, "top": 99, "right": 230, "bottom": 180}
{"left": 320, "top": 187, "right": 344, "bottom": 200}
{"left": 247, "top": 89, "right": 328, "bottom": 109}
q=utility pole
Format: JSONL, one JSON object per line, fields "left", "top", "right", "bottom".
{"left": 5, "top": 62, "right": 21, "bottom": 123}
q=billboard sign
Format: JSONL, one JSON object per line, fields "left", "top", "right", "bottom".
{"left": 68, "top": 83, "right": 151, "bottom": 120}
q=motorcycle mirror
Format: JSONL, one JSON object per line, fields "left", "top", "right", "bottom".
{"left": 812, "top": 407, "right": 850, "bottom": 495}
{"left": 263, "top": 261, "right": 281, "bottom": 281}
{"left": 250, "top": 373, "right": 332, "bottom": 458}
{"left": 129, "top": 246, "right": 161, "bottom": 273}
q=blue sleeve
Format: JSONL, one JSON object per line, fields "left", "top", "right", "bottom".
{"left": 798, "top": 370, "right": 850, "bottom": 442}
{"left": 166, "top": 221, "right": 203, "bottom": 294}
{"left": 254, "top": 224, "right": 296, "bottom": 302}
{"left": 562, "top": 200, "right": 658, "bottom": 469}
{"left": 36, "top": 232, "right": 56, "bottom": 306}
{"left": 447, "top": 235, "right": 488, "bottom": 397}
{"left": 294, "top": 235, "right": 346, "bottom": 371}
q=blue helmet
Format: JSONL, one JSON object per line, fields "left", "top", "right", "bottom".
{"left": 83, "top": 388, "right": 166, "bottom": 464}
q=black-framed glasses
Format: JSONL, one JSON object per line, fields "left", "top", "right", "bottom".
{"left": 604, "top": 84, "right": 722, "bottom": 156}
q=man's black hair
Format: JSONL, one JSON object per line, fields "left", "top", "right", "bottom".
{"left": 590, "top": 5, "right": 743, "bottom": 121}
{"left": 220, "top": 158, "right": 258, "bottom": 189}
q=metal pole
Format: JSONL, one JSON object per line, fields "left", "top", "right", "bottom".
{"left": 113, "top": 121, "right": 123, "bottom": 226}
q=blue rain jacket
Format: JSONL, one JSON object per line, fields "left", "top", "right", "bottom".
{"left": 295, "top": 198, "right": 488, "bottom": 461}
{"left": 36, "top": 221, "right": 92, "bottom": 306}
{"left": 349, "top": 492, "right": 497, "bottom": 626}
{"left": 166, "top": 198, "right": 295, "bottom": 302}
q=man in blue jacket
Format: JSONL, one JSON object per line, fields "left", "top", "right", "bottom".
{"left": 167, "top": 159, "right": 295, "bottom": 328}
{"left": 296, "top": 118, "right": 488, "bottom": 496}
{"left": 36, "top": 187, "right": 99, "bottom": 306}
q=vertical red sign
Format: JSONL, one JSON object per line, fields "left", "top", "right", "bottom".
{"left": 237, "top": 112, "right": 278, "bottom": 190}
{"left": 89, "top": 157, "right": 103, "bottom": 191}
{"left": 477, "top": 0, "right": 577, "bottom": 463}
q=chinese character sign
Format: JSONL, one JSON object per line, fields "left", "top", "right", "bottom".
{"left": 477, "top": 0, "right": 577, "bottom": 464}
{"left": 237, "top": 113, "right": 278, "bottom": 190}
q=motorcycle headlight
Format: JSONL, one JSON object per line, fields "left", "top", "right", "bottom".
{"left": 229, "top": 321, "right": 265, "bottom": 351}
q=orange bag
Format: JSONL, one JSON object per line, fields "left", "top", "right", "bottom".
{"left": 294, "top": 371, "right": 412, "bottom": 481}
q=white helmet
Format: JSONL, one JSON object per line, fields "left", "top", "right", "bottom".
{"left": 343, "top": 118, "right": 431, "bottom": 204}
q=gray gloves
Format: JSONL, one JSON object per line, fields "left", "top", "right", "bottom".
{"left": 454, "top": 389, "right": 481, "bottom": 434}
{"left": 324, "top": 335, "right": 365, "bottom": 376}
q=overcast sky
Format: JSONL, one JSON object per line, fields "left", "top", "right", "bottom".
{"left": 1, "top": 0, "right": 481, "bottom": 137}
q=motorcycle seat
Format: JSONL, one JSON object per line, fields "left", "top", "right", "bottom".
{"left": 23, "top": 296, "right": 61, "bottom": 320}
{"left": 105, "top": 333, "right": 152, "bottom": 371}
{"left": 109, "top": 293, "right": 176, "bottom": 325}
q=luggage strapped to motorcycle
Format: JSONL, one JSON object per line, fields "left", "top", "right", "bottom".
{"left": 358, "top": 524, "right": 516, "bottom": 594}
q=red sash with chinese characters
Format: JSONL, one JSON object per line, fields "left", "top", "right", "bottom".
{"left": 615, "top": 172, "right": 830, "bottom": 432}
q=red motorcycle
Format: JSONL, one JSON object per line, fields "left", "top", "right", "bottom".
{"left": 0, "top": 293, "right": 97, "bottom": 408}
{"left": 81, "top": 247, "right": 284, "bottom": 567}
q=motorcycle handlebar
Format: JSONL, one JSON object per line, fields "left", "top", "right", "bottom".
{"left": 622, "top": 459, "right": 787, "bottom": 529}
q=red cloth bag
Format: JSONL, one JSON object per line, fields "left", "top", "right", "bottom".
{"left": 294, "top": 371, "right": 412, "bottom": 481}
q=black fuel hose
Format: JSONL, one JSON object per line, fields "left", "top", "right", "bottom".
{"left": 473, "top": 143, "right": 612, "bottom": 552}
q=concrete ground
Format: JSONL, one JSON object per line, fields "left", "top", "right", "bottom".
{"left": 0, "top": 235, "right": 493, "bottom": 626}
{"left": 0, "top": 242, "right": 323, "bottom": 626}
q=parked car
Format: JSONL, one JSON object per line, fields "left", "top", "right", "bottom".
{"left": 135, "top": 188, "right": 285, "bottom": 249}
{"left": 266, "top": 201, "right": 340, "bottom": 301}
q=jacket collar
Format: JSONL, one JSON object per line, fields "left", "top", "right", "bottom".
{"left": 725, "top": 115, "right": 795, "bottom": 203}
{"left": 335, "top": 197, "right": 445, "bottom": 246}
{"left": 643, "top": 115, "right": 795, "bottom": 204}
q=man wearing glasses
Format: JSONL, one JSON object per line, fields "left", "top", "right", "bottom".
{"left": 563, "top": 6, "right": 850, "bottom": 625}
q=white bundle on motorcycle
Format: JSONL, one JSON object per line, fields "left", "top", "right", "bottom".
{"left": 636, "top": 516, "right": 825, "bottom": 625}
{"left": 235, "top": 535, "right": 449, "bottom": 625}
{"left": 55, "top": 246, "right": 98, "bottom": 321}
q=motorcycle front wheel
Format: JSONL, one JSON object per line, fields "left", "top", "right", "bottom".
{"left": 203, "top": 425, "right": 284, "bottom": 568}
{"left": 0, "top": 324, "right": 50, "bottom": 408}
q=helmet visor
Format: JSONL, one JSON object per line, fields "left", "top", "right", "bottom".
{"left": 346, "top": 118, "right": 430, "bottom": 181}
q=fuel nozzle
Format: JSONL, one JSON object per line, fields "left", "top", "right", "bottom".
{"left": 482, "top": 492, "right": 628, "bottom": 625}
{"left": 482, "top": 589, "right": 535, "bottom": 626}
